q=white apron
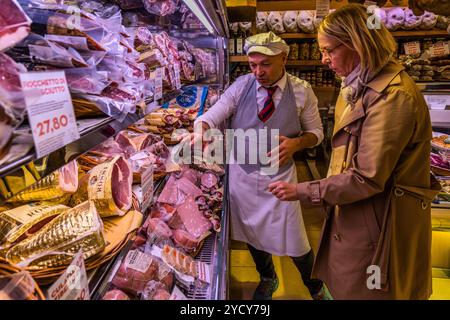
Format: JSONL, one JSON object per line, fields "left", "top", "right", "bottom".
{"left": 228, "top": 74, "right": 311, "bottom": 257}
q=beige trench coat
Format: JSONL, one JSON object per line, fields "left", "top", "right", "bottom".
{"left": 296, "top": 61, "right": 441, "bottom": 299}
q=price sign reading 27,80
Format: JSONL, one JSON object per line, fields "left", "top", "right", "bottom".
{"left": 36, "top": 115, "right": 69, "bottom": 137}
{"left": 20, "top": 71, "right": 80, "bottom": 158}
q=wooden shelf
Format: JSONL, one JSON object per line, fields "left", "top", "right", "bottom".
{"left": 230, "top": 55, "right": 324, "bottom": 66}
{"left": 279, "top": 30, "right": 449, "bottom": 39}
{"left": 390, "top": 30, "right": 450, "bottom": 38}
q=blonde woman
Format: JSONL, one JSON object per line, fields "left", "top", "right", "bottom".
{"left": 269, "top": 4, "right": 441, "bottom": 299}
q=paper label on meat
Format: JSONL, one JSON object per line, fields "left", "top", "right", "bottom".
{"left": 87, "top": 156, "right": 131, "bottom": 217}
{"left": 124, "top": 249, "right": 153, "bottom": 274}
{"left": 0, "top": 204, "right": 68, "bottom": 245}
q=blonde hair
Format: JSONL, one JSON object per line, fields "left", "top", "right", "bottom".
{"left": 318, "top": 3, "right": 396, "bottom": 83}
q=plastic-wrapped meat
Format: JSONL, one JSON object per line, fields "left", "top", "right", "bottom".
{"left": 144, "top": 140, "right": 168, "bottom": 158}
{"left": 0, "top": 53, "right": 26, "bottom": 119}
{"left": 102, "top": 82, "right": 137, "bottom": 103}
{"left": 143, "top": 0, "right": 179, "bottom": 16}
{"left": 0, "top": 0, "right": 32, "bottom": 52}
{"left": 134, "top": 27, "right": 154, "bottom": 51}
{"left": 173, "top": 229, "right": 200, "bottom": 252}
{"left": 47, "top": 13, "right": 106, "bottom": 51}
{"left": 158, "top": 176, "right": 203, "bottom": 206}
{"left": 147, "top": 218, "right": 173, "bottom": 239}
{"left": 115, "top": 130, "right": 159, "bottom": 155}
{"left": 90, "top": 138, "right": 126, "bottom": 158}
{"left": 138, "top": 48, "right": 166, "bottom": 67}
{"left": 176, "top": 196, "right": 212, "bottom": 238}
{"left": 141, "top": 280, "right": 170, "bottom": 300}
{"left": 200, "top": 172, "right": 218, "bottom": 189}
{"left": 161, "top": 244, "right": 197, "bottom": 277}
{"left": 111, "top": 250, "right": 159, "bottom": 294}
{"left": 102, "top": 289, "right": 130, "bottom": 300}
{"left": 150, "top": 203, "right": 176, "bottom": 222}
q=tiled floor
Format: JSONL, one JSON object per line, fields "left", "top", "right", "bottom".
{"left": 229, "top": 159, "right": 450, "bottom": 300}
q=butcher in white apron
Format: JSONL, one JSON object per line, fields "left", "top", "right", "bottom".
{"left": 195, "top": 32, "right": 324, "bottom": 300}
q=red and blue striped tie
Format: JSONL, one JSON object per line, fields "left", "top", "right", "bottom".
{"left": 258, "top": 86, "right": 277, "bottom": 122}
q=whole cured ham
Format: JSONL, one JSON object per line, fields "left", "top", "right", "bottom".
{"left": 6, "top": 201, "right": 105, "bottom": 269}
{"left": 0, "top": 204, "right": 68, "bottom": 248}
{"left": 9, "top": 161, "right": 79, "bottom": 203}
{"left": 0, "top": 53, "right": 27, "bottom": 157}
{"left": 87, "top": 156, "right": 132, "bottom": 217}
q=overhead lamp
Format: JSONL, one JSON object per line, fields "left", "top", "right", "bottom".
{"left": 182, "top": 0, "right": 215, "bottom": 34}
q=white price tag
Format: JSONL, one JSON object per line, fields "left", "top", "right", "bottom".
{"left": 20, "top": 71, "right": 80, "bottom": 158}
{"left": 173, "top": 64, "right": 182, "bottom": 90}
{"left": 141, "top": 165, "right": 154, "bottom": 213}
{"left": 47, "top": 249, "right": 90, "bottom": 300}
{"left": 404, "top": 41, "right": 421, "bottom": 55}
{"left": 154, "top": 67, "right": 163, "bottom": 100}
{"left": 430, "top": 41, "right": 450, "bottom": 58}
{"left": 316, "top": 0, "right": 330, "bottom": 18}
{"left": 125, "top": 250, "right": 153, "bottom": 273}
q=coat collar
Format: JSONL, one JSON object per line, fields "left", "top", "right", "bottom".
{"left": 333, "top": 61, "right": 405, "bottom": 136}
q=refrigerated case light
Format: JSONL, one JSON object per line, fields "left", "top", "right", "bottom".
{"left": 182, "top": 0, "right": 215, "bottom": 34}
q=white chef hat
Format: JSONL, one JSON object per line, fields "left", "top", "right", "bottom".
{"left": 244, "top": 31, "right": 290, "bottom": 56}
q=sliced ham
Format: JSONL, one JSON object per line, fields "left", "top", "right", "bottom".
{"left": 158, "top": 176, "right": 203, "bottom": 206}
{"left": 176, "top": 196, "right": 212, "bottom": 238}
{"left": 173, "top": 229, "right": 200, "bottom": 252}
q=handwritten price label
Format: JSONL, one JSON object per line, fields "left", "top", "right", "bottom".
{"left": 404, "top": 41, "right": 421, "bottom": 56}
{"left": 20, "top": 71, "right": 79, "bottom": 158}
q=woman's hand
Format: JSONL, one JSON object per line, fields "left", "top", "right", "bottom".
{"left": 268, "top": 181, "right": 298, "bottom": 201}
